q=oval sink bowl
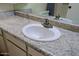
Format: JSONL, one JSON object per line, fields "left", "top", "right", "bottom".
{"left": 22, "top": 24, "right": 61, "bottom": 41}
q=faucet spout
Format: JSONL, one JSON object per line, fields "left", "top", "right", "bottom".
{"left": 42, "top": 19, "right": 53, "bottom": 28}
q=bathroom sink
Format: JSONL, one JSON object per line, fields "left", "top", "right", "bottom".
{"left": 22, "top": 23, "right": 61, "bottom": 41}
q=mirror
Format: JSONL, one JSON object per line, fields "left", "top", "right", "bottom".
{"left": 14, "top": 3, "right": 79, "bottom": 25}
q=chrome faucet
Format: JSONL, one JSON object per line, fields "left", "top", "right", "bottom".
{"left": 42, "top": 19, "right": 52, "bottom": 28}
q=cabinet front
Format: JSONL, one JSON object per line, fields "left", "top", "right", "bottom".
{"left": 0, "top": 35, "right": 7, "bottom": 54}
{"left": 6, "top": 40, "right": 26, "bottom": 56}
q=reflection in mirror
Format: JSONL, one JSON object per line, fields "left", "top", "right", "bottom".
{"left": 14, "top": 3, "right": 79, "bottom": 25}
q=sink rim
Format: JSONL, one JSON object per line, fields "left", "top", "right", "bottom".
{"left": 22, "top": 23, "right": 61, "bottom": 42}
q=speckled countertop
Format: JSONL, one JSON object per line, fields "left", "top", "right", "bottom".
{"left": 0, "top": 15, "right": 79, "bottom": 56}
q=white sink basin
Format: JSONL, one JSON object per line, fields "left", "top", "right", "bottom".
{"left": 22, "top": 24, "right": 61, "bottom": 41}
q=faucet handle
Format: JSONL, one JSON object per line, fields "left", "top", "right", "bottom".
{"left": 45, "top": 19, "right": 49, "bottom": 24}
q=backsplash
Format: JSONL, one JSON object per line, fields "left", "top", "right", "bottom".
{"left": 14, "top": 11, "right": 79, "bottom": 32}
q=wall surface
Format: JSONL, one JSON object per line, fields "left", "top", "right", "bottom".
{"left": 14, "top": 3, "right": 47, "bottom": 14}
{"left": 66, "top": 3, "right": 79, "bottom": 24}
{"left": 0, "top": 4, "right": 14, "bottom": 12}
{"left": 54, "top": 3, "right": 68, "bottom": 17}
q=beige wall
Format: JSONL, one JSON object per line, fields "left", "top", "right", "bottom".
{"left": 54, "top": 3, "right": 68, "bottom": 17}
{"left": 66, "top": 3, "right": 79, "bottom": 24}
{"left": 0, "top": 4, "right": 14, "bottom": 12}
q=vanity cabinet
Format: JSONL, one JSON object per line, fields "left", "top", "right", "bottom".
{"left": 3, "top": 31, "right": 27, "bottom": 56}
{"left": 0, "top": 36, "right": 7, "bottom": 53}
{"left": 1, "top": 30, "right": 45, "bottom": 56}
{"left": 6, "top": 39, "right": 26, "bottom": 56}
{"left": 0, "top": 29, "right": 7, "bottom": 55}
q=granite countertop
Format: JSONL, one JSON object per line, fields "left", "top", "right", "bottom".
{"left": 0, "top": 15, "right": 79, "bottom": 56}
